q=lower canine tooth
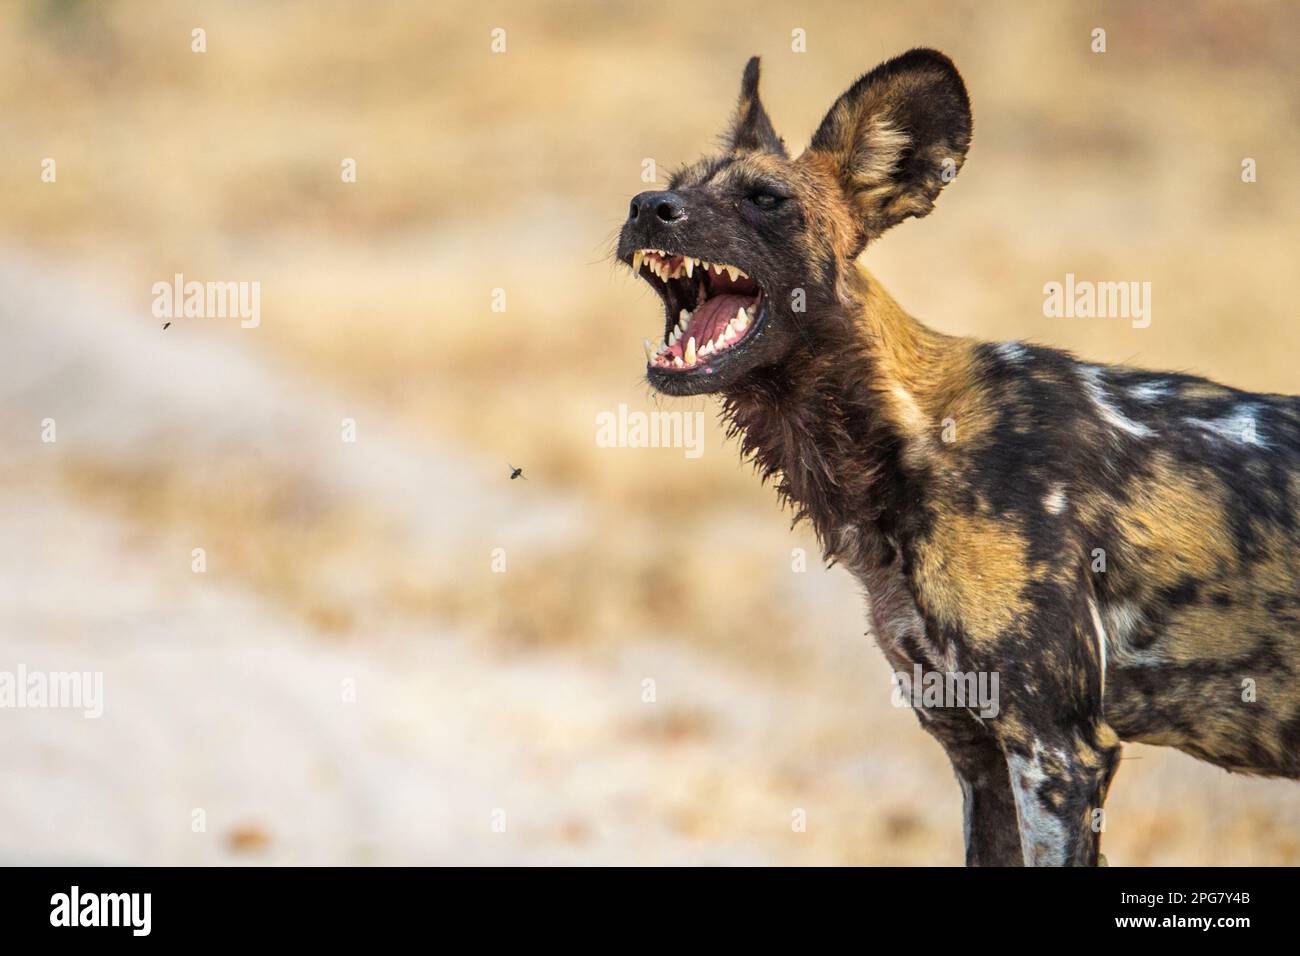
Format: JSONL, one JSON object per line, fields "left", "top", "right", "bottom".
{"left": 685, "top": 336, "right": 696, "bottom": 365}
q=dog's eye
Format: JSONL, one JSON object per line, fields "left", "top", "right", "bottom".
{"left": 748, "top": 191, "right": 783, "bottom": 210}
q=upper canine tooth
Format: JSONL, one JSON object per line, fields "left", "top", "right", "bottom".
{"left": 685, "top": 336, "right": 696, "bottom": 365}
{"left": 725, "top": 265, "right": 739, "bottom": 281}
{"left": 684, "top": 258, "right": 693, "bottom": 278}
{"left": 632, "top": 250, "right": 643, "bottom": 271}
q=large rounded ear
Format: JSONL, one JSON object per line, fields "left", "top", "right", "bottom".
{"left": 725, "top": 56, "right": 787, "bottom": 157}
{"left": 806, "top": 48, "right": 971, "bottom": 241}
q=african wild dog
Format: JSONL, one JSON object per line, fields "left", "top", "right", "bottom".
{"left": 617, "top": 49, "right": 1300, "bottom": 866}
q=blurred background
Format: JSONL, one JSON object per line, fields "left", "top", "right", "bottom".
{"left": 1, "top": 0, "right": 1297, "bottom": 864}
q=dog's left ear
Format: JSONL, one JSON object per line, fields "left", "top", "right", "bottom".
{"left": 806, "top": 48, "right": 971, "bottom": 242}
{"left": 725, "top": 57, "right": 787, "bottom": 156}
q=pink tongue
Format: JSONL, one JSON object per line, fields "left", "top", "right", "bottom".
{"left": 671, "top": 294, "right": 749, "bottom": 356}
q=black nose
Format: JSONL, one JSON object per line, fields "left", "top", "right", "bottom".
{"left": 629, "top": 190, "right": 687, "bottom": 224}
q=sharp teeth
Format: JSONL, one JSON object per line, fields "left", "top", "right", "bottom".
{"left": 632, "top": 250, "right": 643, "bottom": 271}
{"left": 684, "top": 258, "right": 694, "bottom": 278}
{"left": 736, "top": 306, "right": 749, "bottom": 330}
{"left": 673, "top": 355, "right": 684, "bottom": 368}
{"left": 684, "top": 336, "right": 696, "bottom": 365}
{"left": 643, "top": 338, "right": 654, "bottom": 362}
{"left": 712, "top": 263, "right": 724, "bottom": 275}
{"left": 679, "top": 309, "right": 691, "bottom": 329}
{"left": 714, "top": 334, "right": 725, "bottom": 351}
{"left": 700, "top": 341, "right": 713, "bottom": 356}
{"left": 725, "top": 265, "right": 739, "bottom": 281}
{"left": 669, "top": 327, "right": 680, "bottom": 345}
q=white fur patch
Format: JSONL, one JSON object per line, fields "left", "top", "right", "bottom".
{"left": 1185, "top": 404, "right": 1266, "bottom": 448}
{"left": 1088, "top": 597, "right": 1108, "bottom": 699}
{"left": 1128, "top": 380, "right": 1173, "bottom": 402}
{"left": 1100, "top": 600, "right": 1165, "bottom": 666}
{"left": 1007, "top": 746, "right": 1068, "bottom": 866}
{"left": 1079, "top": 365, "right": 1154, "bottom": 438}
{"left": 1042, "top": 484, "right": 1067, "bottom": 515}
{"left": 996, "top": 341, "right": 1029, "bottom": 363}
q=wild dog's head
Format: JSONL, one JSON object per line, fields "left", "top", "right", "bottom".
{"left": 618, "top": 49, "right": 972, "bottom": 396}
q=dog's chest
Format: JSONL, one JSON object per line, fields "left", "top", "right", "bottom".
{"left": 849, "top": 549, "right": 955, "bottom": 675}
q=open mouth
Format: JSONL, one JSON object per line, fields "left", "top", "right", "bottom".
{"left": 631, "top": 249, "right": 765, "bottom": 371}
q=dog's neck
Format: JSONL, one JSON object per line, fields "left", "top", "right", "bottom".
{"left": 721, "top": 264, "right": 966, "bottom": 566}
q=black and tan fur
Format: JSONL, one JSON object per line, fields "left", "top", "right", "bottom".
{"left": 616, "top": 50, "right": 1300, "bottom": 866}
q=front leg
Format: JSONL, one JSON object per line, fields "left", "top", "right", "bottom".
{"left": 919, "top": 711, "right": 1023, "bottom": 865}
{"left": 1001, "top": 720, "right": 1121, "bottom": 866}
{"left": 908, "top": 539, "right": 1120, "bottom": 865}
{"left": 991, "top": 599, "right": 1122, "bottom": 866}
